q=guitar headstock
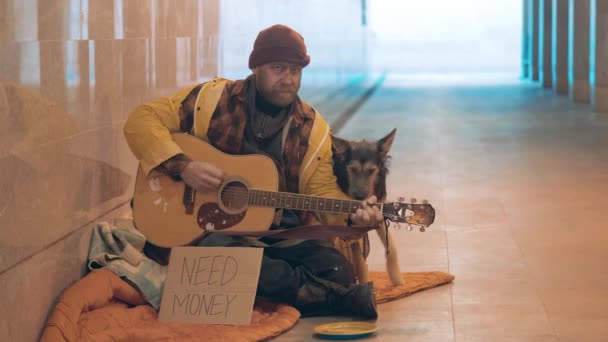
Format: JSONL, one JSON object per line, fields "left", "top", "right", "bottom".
{"left": 382, "top": 197, "right": 435, "bottom": 232}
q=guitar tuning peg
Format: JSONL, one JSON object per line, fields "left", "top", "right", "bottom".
{"left": 407, "top": 224, "right": 413, "bottom": 231}
{"left": 396, "top": 223, "right": 402, "bottom": 230}
{"left": 410, "top": 198, "right": 417, "bottom": 204}
{"left": 397, "top": 196, "right": 405, "bottom": 203}
{"left": 419, "top": 226, "right": 426, "bottom": 232}
{"left": 422, "top": 199, "right": 428, "bottom": 204}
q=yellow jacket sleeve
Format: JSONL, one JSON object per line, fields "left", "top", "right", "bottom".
{"left": 123, "top": 85, "right": 199, "bottom": 174}
{"left": 302, "top": 130, "right": 351, "bottom": 226}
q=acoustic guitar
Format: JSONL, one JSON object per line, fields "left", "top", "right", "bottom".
{"left": 132, "top": 133, "right": 435, "bottom": 247}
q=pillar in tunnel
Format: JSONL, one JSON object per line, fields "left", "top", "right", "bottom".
{"left": 540, "top": 0, "right": 553, "bottom": 87}
{"left": 569, "top": 0, "right": 591, "bottom": 102}
{"left": 591, "top": 0, "right": 608, "bottom": 112}
{"left": 523, "top": 0, "right": 531, "bottom": 78}
{"left": 530, "top": 0, "right": 540, "bottom": 81}
{"left": 552, "top": 0, "right": 569, "bottom": 94}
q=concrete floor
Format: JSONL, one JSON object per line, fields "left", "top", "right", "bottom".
{"left": 278, "top": 75, "right": 608, "bottom": 341}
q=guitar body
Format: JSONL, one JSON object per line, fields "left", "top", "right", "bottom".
{"left": 133, "top": 133, "right": 278, "bottom": 247}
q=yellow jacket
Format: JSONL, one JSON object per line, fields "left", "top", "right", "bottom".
{"left": 123, "top": 78, "right": 350, "bottom": 226}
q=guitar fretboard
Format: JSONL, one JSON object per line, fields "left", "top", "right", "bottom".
{"left": 248, "top": 189, "right": 380, "bottom": 214}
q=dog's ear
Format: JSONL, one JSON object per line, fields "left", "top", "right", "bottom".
{"left": 377, "top": 128, "right": 397, "bottom": 160}
{"left": 331, "top": 135, "right": 351, "bottom": 155}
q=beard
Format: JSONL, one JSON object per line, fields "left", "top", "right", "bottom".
{"left": 256, "top": 74, "right": 300, "bottom": 107}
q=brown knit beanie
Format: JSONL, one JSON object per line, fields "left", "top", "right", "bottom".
{"left": 248, "top": 24, "right": 311, "bottom": 69}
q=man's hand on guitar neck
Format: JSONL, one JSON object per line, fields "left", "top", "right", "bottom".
{"left": 350, "top": 195, "right": 383, "bottom": 227}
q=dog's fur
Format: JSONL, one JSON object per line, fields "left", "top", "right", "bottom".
{"left": 331, "top": 128, "right": 403, "bottom": 286}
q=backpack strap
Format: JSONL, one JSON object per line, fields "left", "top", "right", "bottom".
{"left": 192, "top": 78, "right": 229, "bottom": 140}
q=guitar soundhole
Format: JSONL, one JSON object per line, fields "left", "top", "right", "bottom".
{"left": 219, "top": 180, "right": 249, "bottom": 213}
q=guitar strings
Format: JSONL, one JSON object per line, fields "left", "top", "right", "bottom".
{"left": 209, "top": 187, "right": 387, "bottom": 213}
{"left": 216, "top": 187, "right": 390, "bottom": 206}
{"left": 213, "top": 187, "right": 416, "bottom": 211}
{"left": 219, "top": 190, "right": 362, "bottom": 206}
{"left": 217, "top": 187, "right": 364, "bottom": 203}
{"left": 216, "top": 187, "right": 366, "bottom": 206}
{"left": 208, "top": 188, "right": 421, "bottom": 221}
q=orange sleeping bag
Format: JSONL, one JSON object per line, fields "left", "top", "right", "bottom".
{"left": 41, "top": 269, "right": 300, "bottom": 341}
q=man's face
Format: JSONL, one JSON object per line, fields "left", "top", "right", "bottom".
{"left": 253, "top": 62, "right": 302, "bottom": 107}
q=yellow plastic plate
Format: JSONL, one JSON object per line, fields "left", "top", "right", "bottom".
{"left": 314, "top": 322, "right": 378, "bottom": 340}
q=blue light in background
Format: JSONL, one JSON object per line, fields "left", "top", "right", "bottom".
{"left": 589, "top": 0, "right": 596, "bottom": 86}
{"left": 89, "top": 41, "right": 95, "bottom": 86}
{"left": 367, "top": 0, "right": 522, "bottom": 77}
{"left": 65, "top": 42, "right": 79, "bottom": 86}
{"left": 539, "top": 0, "right": 545, "bottom": 82}
{"left": 551, "top": 0, "right": 557, "bottom": 74}
{"left": 568, "top": 0, "right": 574, "bottom": 83}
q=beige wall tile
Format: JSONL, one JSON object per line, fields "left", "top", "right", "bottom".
{"left": 190, "top": 37, "right": 200, "bottom": 81}
{"left": 201, "top": 35, "right": 219, "bottom": 79}
{"left": 153, "top": 0, "right": 177, "bottom": 38}
{"left": 0, "top": 43, "right": 20, "bottom": 82}
{"left": 0, "top": 129, "right": 132, "bottom": 272}
{"left": 176, "top": 37, "right": 193, "bottom": 86}
{"left": 0, "top": 82, "right": 76, "bottom": 156}
{"left": 88, "top": 0, "right": 115, "bottom": 40}
{"left": 1, "top": 0, "right": 39, "bottom": 42}
{"left": 153, "top": 39, "right": 177, "bottom": 90}
{"left": 0, "top": 1, "right": 10, "bottom": 42}
{"left": 90, "top": 40, "right": 123, "bottom": 126}
{"left": 0, "top": 318, "right": 8, "bottom": 342}
{"left": 0, "top": 42, "right": 41, "bottom": 86}
{"left": 0, "top": 203, "right": 132, "bottom": 342}
{"left": 39, "top": 41, "right": 68, "bottom": 109}
{"left": 65, "top": 40, "right": 91, "bottom": 128}
{"left": 121, "top": 0, "right": 152, "bottom": 39}
{"left": 38, "top": 0, "right": 87, "bottom": 41}
{"left": 175, "top": 0, "right": 198, "bottom": 38}
{"left": 201, "top": 0, "right": 220, "bottom": 37}
{"left": 0, "top": 223, "right": 91, "bottom": 341}
{"left": 121, "top": 39, "right": 151, "bottom": 112}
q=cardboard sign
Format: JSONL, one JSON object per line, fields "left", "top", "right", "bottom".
{"left": 158, "top": 246, "right": 263, "bottom": 325}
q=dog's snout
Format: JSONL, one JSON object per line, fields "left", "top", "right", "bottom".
{"left": 351, "top": 191, "right": 368, "bottom": 201}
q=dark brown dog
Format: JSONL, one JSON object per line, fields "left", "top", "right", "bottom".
{"left": 331, "top": 129, "right": 403, "bottom": 285}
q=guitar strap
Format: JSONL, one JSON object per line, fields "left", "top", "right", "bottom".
{"left": 215, "top": 224, "right": 377, "bottom": 245}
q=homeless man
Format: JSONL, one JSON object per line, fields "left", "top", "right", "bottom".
{"left": 123, "top": 24, "right": 383, "bottom": 319}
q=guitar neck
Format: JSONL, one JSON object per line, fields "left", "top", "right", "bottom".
{"left": 248, "top": 189, "right": 382, "bottom": 214}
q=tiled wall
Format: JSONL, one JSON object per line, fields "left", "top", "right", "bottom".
{"left": 0, "top": 1, "right": 220, "bottom": 340}
{"left": 0, "top": 0, "right": 367, "bottom": 340}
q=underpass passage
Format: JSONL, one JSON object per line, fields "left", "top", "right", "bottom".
{"left": 280, "top": 72, "right": 608, "bottom": 341}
